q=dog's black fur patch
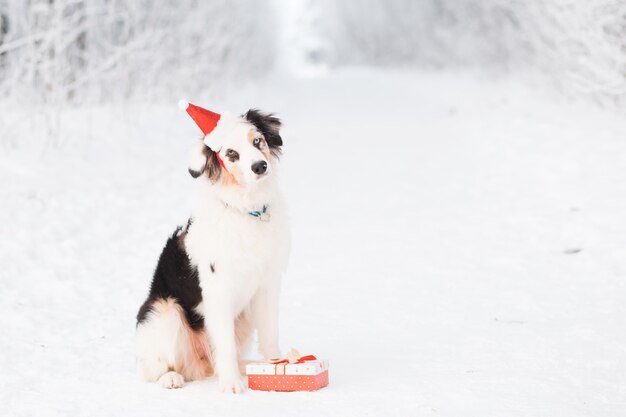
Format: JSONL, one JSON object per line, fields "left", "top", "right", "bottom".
{"left": 225, "top": 149, "right": 240, "bottom": 162}
{"left": 205, "top": 147, "right": 222, "bottom": 181}
{"left": 188, "top": 167, "right": 203, "bottom": 178}
{"left": 136, "top": 225, "right": 204, "bottom": 331}
{"left": 244, "top": 109, "right": 283, "bottom": 154}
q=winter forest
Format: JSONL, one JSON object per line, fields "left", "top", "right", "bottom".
{"left": 2, "top": 1, "right": 626, "bottom": 417}
{"left": 1, "top": 0, "right": 626, "bottom": 105}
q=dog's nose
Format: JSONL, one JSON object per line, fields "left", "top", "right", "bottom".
{"left": 251, "top": 161, "right": 267, "bottom": 175}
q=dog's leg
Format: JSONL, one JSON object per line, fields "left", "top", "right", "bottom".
{"left": 205, "top": 299, "right": 245, "bottom": 394}
{"left": 136, "top": 298, "right": 188, "bottom": 389}
{"left": 252, "top": 284, "right": 282, "bottom": 359}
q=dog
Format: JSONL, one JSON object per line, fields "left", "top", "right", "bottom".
{"left": 135, "top": 109, "right": 289, "bottom": 393}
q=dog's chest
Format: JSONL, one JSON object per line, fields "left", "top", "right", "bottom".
{"left": 185, "top": 206, "right": 289, "bottom": 304}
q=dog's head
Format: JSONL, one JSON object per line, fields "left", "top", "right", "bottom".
{"left": 188, "top": 109, "right": 282, "bottom": 187}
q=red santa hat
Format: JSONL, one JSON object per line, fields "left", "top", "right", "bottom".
{"left": 178, "top": 100, "right": 239, "bottom": 154}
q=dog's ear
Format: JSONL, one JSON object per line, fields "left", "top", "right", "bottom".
{"left": 188, "top": 139, "right": 221, "bottom": 182}
{"left": 204, "top": 148, "right": 222, "bottom": 182}
{"left": 244, "top": 109, "right": 282, "bottom": 153}
{"left": 188, "top": 138, "right": 208, "bottom": 178}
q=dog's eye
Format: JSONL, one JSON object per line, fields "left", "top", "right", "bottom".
{"left": 253, "top": 137, "right": 261, "bottom": 146}
{"left": 225, "top": 149, "right": 239, "bottom": 161}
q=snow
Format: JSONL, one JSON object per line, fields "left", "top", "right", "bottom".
{"left": 1, "top": 69, "right": 626, "bottom": 416}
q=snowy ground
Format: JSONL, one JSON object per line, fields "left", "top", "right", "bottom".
{"left": 1, "top": 69, "right": 626, "bottom": 416}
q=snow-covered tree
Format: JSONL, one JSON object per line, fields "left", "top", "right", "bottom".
{"left": 0, "top": 0, "right": 278, "bottom": 105}
{"left": 1, "top": 0, "right": 625, "bottom": 106}
{"left": 311, "top": 0, "right": 626, "bottom": 104}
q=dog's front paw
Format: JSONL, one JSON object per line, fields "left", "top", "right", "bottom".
{"left": 219, "top": 376, "right": 246, "bottom": 394}
{"left": 157, "top": 371, "right": 185, "bottom": 389}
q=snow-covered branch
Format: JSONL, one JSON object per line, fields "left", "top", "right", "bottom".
{"left": 0, "top": 0, "right": 277, "bottom": 105}
{"left": 309, "top": 0, "right": 626, "bottom": 104}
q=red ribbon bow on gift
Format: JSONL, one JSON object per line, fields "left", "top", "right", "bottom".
{"left": 271, "top": 355, "right": 317, "bottom": 365}
{"left": 270, "top": 348, "right": 318, "bottom": 375}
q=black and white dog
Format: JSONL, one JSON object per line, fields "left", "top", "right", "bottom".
{"left": 136, "top": 109, "right": 289, "bottom": 393}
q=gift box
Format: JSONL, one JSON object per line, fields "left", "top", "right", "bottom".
{"left": 246, "top": 349, "right": 329, "bottom": 392}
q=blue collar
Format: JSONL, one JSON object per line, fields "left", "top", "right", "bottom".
{"left": 221, "top": 200, "right": 270, "bottom": 222}
{"left": 248, "top": 205, "right": 270, "bottom": 222}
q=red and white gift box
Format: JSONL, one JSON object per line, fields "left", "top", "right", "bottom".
{"left": 246, "top": 349, "right": 329, "bottom": 392}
